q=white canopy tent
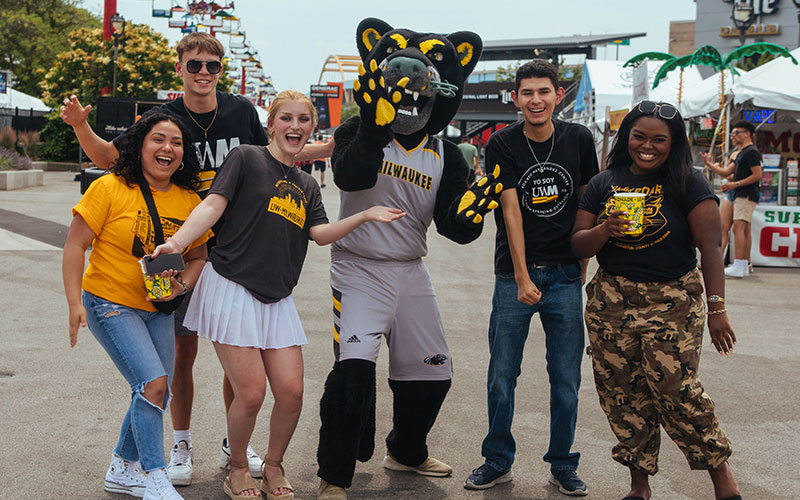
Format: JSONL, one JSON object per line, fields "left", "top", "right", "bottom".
{"left": 677, "top": 68, "right": 742, "bottom": 118}
{"left": 732, "top": 47, "right": 800, "bottom": 111}
{"left": 574, "top": 59, "right": 704, "bottom": 126}
{"left": 0, "top": 87, "right": 50, "bottom": 113}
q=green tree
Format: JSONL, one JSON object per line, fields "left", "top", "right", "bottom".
{"left": 39, "top": 24, "right": 183, "bottom": 160}
{"left": 340, "top": 101, "right": 359, "bottom": 123}
{"left": 0, "top": 0, "right": 100, "bottom": 96}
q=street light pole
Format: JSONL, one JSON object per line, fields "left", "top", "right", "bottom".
{"left": 731, "top": 1, "right": 755, "bottom": 46}
{"left": 109, "top": 13, "right": 126, "bottom": 96}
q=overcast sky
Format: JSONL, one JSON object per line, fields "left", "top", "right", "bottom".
{"left": 84, "top": 0, "right": 698, "bottom": 93}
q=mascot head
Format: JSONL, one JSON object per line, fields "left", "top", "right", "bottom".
{"left": 356, "top": 18, "right": 482, "bottom": 136}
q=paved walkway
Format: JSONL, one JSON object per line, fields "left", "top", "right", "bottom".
{"left": 1, "top": 172, "right": 798, "bottom": 499}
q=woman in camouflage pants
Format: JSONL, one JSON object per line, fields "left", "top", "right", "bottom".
{"left": 571, "top": 102, "right": 741, "bottom": 500}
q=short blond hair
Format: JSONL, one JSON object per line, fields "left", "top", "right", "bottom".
{"left": 267, "top": 90, "right": 318, "bottom": 139}
{"left": 176, "top": 32, "right": 224, "bottom": 62}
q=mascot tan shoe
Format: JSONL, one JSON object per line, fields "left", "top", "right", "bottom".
{"left": 318, "top": 479, "right": 347, "bottom": 500}
{"left": 383, "top": 453, "right": 453, "bottom": 477}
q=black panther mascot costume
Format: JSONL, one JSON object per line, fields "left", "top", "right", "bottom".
{"left": 316, "top": 18, "right": 502, "bottom": 500}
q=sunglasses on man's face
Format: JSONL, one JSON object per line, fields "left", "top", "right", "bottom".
{"left": 637, "top": 100, "right": 678, "bottom": 120}
{"left": 184, "top": 59, "right": 222, "bottom": 74}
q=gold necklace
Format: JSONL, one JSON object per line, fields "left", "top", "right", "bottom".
{"left": 525, "top": 122, "right": 555, "bottom": 172}
{"left": 182, "top": 100, "right": 218, "bottom": 140}
{"left": 266, "top": 145, "right": 292, "bottom": 179}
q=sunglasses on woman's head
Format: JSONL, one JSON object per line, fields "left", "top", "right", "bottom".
{"left": 637, "top": 100, "right": 678, "bottom": 120}
{"left": 184, "top": 59, "right": 222, "bottom": 74}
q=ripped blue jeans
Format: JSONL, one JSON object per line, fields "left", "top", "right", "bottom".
{"left": 83, "top": 291, "right": 175, "bottom": 472}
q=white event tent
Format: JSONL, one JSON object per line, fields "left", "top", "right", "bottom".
{"left": 732, "top": 46, "right": 800, "bottom": 112}
{"left": 0, "top": 87, "right": 50, "bottom": 113}
{"left": 574, "top": 59, "right": 704, "bottom": 127}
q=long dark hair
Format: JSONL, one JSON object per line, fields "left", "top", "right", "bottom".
{"left": 112, "top": 112, "right": 201, "bottom": 191}
{"left": 606, "top": 102, "right": 693, "bottom": 206}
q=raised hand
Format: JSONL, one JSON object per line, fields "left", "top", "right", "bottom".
{"left": 456, "top": 164, "right": 504, "bottom": 224}
{"left": 60, "top": 95, "right": 92, "bottom": 127}
{"left": 353, "top": 59, "right": 407, "bottom": 127}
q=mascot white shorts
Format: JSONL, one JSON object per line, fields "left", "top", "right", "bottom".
{"left": 330, "top": 252, "right": 452, "bottom": 381}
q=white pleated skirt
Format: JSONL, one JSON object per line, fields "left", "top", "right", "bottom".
{"left": 184, "top": 262, "right": 307, "bottom": 349}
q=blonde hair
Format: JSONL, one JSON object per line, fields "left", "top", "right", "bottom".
{"left": 267, "top": 90, "right": 318, "bottom": 140}
{"left": 176, "top": 32, "right": 225, "bottom": 62}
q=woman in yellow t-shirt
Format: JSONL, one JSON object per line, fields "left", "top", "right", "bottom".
{"left": 62, "top": 112, "right": 211, "bottom": 500}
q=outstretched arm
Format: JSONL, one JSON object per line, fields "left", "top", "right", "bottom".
{"left": 434, "top": 142, "right": 502, "bottom": 244}
{"left": 310, "top": 206, "right": 405, "bottom": 245}
{"left": 60, "top": 95, "right": 119, "bottom": 169}
{"left": 152, "top": 194, "right": 228, "bottom": 256}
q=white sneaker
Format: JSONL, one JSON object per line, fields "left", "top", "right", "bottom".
{"left": 105, "top": 454, "right": 146, "bottom": 497}
{"left": 166, "top": 440, "right": 192, "bottom": 486}
{"left": 143, "top": 468, "right": 184, "bottom": 500}
{"left": 218, "top": 438, "right": 263, "bottom": 478}
{"left": 724, "top": 262, "right": 747, "bottom": 278}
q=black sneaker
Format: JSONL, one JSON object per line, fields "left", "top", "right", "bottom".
{"left": 549, "top": 469, "right": 588, "bottom": 496}
{"left": 464, "top": 463, "right": 512, "bottom": 490}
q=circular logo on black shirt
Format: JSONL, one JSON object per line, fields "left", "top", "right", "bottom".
{"left": 518, "top": 162, "right": 574, "bottom": 217}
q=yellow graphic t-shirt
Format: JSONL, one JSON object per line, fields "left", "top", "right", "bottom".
{"left": 73, "top": 174, "right": 212, "bottom": 311}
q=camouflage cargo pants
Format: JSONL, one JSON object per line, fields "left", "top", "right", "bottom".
{"left": 585, "top": 267, "right": 732, "bottom": 475}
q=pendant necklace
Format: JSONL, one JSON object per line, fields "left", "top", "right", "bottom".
{"left": 267, "top": 145, "right": 292, "bottom": 179}
{"left": 525, "top": 122, "right": 556, "bottom": 173}
{"left": 182, "top": 100, "right": 218, "bottom": 140}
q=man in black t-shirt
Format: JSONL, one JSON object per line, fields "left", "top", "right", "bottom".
{"left": 464, "top": 60, "right": 597, "bottom": 496}
{"left": 716, "top": 121, "right": 762, "bottom": 278}
{"left": 60, "top": 32, "right": 333, "bottom": 486}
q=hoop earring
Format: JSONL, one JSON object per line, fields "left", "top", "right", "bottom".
{"left": 178, "top": 162, "right": 184, "bottom": 171}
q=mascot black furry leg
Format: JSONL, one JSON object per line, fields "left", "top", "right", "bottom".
{"left": 315, "top": 18, "right": 502, "bottom": 500}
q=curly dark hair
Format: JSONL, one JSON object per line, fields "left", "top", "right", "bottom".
{"left": 606, "top": 101, "right": 693, "bottom": 207}
{"left": 111, "top": 112, "right": 201, "bottom": 191}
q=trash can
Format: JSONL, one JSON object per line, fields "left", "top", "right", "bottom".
{"left": 80, "top": 167, "right": 107, "bottom": 194}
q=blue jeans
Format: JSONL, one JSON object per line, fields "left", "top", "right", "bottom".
{"left": 83, "top": 291, "right": 175, "bottom": 472}
{"left": 481, "top": 262, "right": 584, "bottom": 472}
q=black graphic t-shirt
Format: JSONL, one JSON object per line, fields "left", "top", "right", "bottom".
{"left": 733, "top": 144, "right": 761, "bottom": 202}
{"left": 208, "top": 145, "right": 328, "bottom": 303}
{"left": 490, "top": 120, "right": 599, "bottom": 273}
{"left": 113, "top": 92, "right": 269, "bottom": 194}
{"left": 579, "top": 167, "right": 718, "bottom": 282}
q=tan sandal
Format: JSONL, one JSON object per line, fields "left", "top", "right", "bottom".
{"left": 224, "top": 459, "right": 261, "bottom": 500}
{"left": 260, "top": 458, "right": 294, "bottom": 500}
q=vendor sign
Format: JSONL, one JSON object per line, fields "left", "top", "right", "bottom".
{"left": 751, "top": 205, "right": 800, "bottom": 267}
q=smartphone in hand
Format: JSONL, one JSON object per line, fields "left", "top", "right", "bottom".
{"left": 143, "top": 253, "right": 185, "bottom": 275}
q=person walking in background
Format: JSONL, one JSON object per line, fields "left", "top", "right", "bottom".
{"left": 313, "top": 134, "right": 329, "bottom": 187}
{"left": 721, "top": 122, "right": 762, "bottom": 278}
{"left": 465, "top": 59, "right": 598, "bottom": 496}
{"left": 571, "top": 101, "right": 742, "bottom": 500}
{"left": 151, "top": 90, "right": 403, "bottom": 500}
{"left": 62, "top": 113, "right": 212, "bottom": 500}
{"left": 458, "top": 135, "right": 483, "bottom": 184}
{"left": 700, "top": 144, "right": 740, "bottom": 264}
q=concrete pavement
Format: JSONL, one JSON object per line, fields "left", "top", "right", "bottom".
{"left": 0, "top": 171, "right": 798, "bottom": 499}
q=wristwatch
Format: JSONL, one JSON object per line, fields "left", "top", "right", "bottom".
{"left": 707, "top": 295, "right": 725, "bottom": 304}
{"left": 735, "top": 181, "right": 740, "bottom": 187}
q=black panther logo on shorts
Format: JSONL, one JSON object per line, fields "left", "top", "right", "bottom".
{"left": 423, "top": 354, "right": 448, "bottom": 366}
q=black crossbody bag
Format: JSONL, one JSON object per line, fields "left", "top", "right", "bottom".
{"left": 137, "top": 179, "right": 186, "bottom": 314}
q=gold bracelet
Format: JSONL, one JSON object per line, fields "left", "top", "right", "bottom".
{"left": 707, "top": 308, "right": 727, "bottom": 316}
{"left": 707, "top": 295, "right": 725, "bottom": 304}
